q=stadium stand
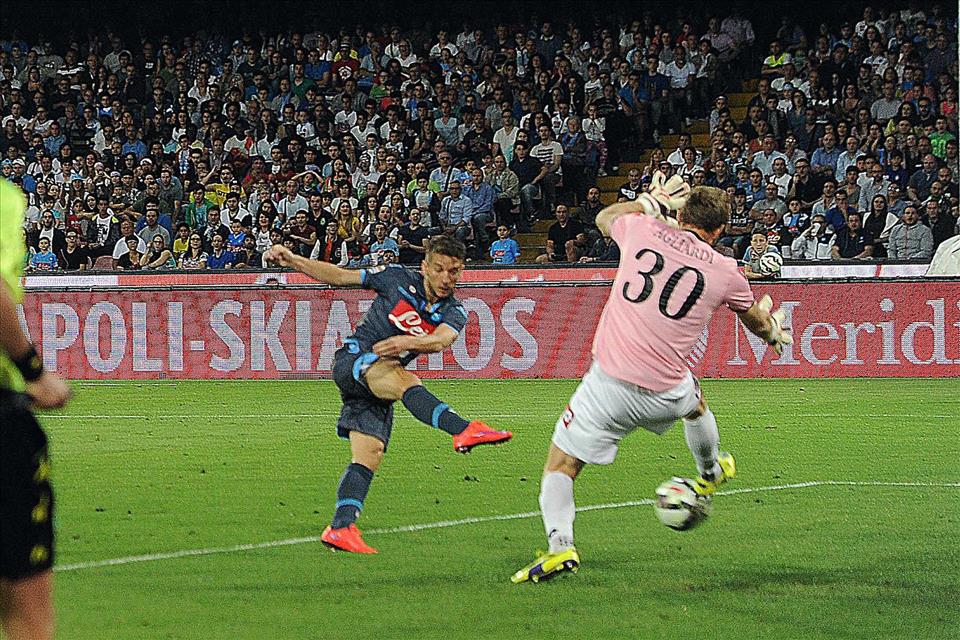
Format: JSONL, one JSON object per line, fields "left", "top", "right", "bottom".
{"left": 2, "top": 4, "right": 957, "bottom": 271}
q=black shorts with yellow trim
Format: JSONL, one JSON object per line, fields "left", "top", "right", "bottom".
{"left": 0, "top": 390, "right": 55, "bottom": 580}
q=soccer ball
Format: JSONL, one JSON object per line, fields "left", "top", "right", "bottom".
{"left": 654, "top": 477, "right": 712, "bottom": 531}
{"left": 758, "top": 252, "right": 784, "bottom": 275}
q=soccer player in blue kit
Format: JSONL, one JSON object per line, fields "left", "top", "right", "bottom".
{"left": 265, "top": 235, "right": 512, "bottom": 553}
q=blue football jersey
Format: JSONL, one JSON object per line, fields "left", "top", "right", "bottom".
{"left": 353, "top": 265, "right": 467, "bottom": 365}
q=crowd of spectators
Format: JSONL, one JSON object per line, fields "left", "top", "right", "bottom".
{"left": 538, "top": 4, "right": 958, "bottom": 269}
{"left": 1, "top": 4, "right": 957, "bottom": 273}
{"left": 724, "top": 6, "right": 960, "bottom": 268}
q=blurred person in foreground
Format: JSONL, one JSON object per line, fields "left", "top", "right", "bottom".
{"left": 1, "top": 179, "right": 72, "bottom": 640}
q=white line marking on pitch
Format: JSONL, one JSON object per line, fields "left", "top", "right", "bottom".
{"left": 38, "top": 412, "right": 959, "bottom": 420}
{"left": 41, "top": 413, "right": 527, "bottom": 420}
{"left": 54, "top": 481, "right": 960, "bottom": 573}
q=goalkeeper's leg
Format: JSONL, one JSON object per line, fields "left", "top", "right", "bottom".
{"left": 683, "top": 396, "right": 736, "bottom": 496}
{"left": 512, "top": 444, "right": 584, "bottom": 584}
{"left": 540, "top": 444, "right": 584, "bottom": 554}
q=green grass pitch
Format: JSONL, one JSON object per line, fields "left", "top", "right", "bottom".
{"left": 43, "top": 378, "right": 960, "bottom": 639}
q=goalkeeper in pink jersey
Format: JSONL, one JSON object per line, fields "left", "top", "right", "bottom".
{"left": 512, "top": 173, "right": 793, "bottom": 584}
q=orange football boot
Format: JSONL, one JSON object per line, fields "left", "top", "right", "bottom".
{"left": 453, "top": 421, "right": 513, "bottom": 453}
{"left": 321, "top": 524, "right": 378, "bottom": 554}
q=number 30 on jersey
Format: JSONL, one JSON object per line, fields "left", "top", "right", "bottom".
{"left": 622, "top": 249, "right": 705, "bottom": 320}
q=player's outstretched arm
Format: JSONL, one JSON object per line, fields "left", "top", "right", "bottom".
{"left": 737, "top": 294, "right": 794, "bottom": 355}
{"left": 0, "top": 285, "right": 71, "bottom": 409}
{"left": 264, "top": 244, "right": 362, "bottom": 287}
{"left": 596, "top": 171, "right": 689, "bottom": 236}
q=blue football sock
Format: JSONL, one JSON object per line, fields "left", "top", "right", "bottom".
{"left": 331, "top": 462, "right": 374, "bottom": 529}
{"left": 401, "top": 385, "right": 470, "bottom": 435}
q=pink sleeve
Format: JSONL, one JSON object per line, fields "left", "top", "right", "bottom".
{"left": 724, "top": 266, "right": 755, "bottom": 312}
{"left": 610, "top": 213, "right": 630, "bottom": 244}
{"left": 610, "top": 213, "right": 645, "bottom": 245}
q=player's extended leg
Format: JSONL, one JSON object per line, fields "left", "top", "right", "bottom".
{"left": 363, "top": 359, "right": 512, "bottom": 453}
{"left": 511, "top": 443, "right": 584, "bottom": 584}
{"left": 683, "top": 395, "right": 736, "bottom": 496}
{"left": 0, "top": 572, "right": 55, "bottom": 640}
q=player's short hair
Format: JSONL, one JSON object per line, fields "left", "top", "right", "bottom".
{"left": 682, "top": 186, "right": 730, "bottom": 234}
{"left": 426, "top": 234, "right": 466, "bottom": 262}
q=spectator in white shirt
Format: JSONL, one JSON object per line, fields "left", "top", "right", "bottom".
{"left": 530, "top": 125, "right": 563, "bottom": 216}
{"left": 662, "top": 46, "right": 697, "bottom": 129}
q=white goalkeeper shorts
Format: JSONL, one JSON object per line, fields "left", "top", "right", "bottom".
{"left": 551, "top": 361, "right": 701, "bottom": 465}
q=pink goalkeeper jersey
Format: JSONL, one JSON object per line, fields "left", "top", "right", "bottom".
{"left": 593, "top": 214, "right": 755, "bottom": 391}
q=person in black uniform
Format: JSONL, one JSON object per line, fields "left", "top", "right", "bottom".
{"left": 264, "top": 235, "right": 512, "bottom": 554}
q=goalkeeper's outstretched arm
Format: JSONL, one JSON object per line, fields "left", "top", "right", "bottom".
{"left": 737, "top": 294, "right": 793, "bottom": 355}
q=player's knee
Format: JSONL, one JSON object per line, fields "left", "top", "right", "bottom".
{"left": 358, "top": 445, "right": 385, "bottom": 471}
{"left": 352, "top": 438, "right": 385, "bottom": 471}
{"left": 544, "top": 458, "right": 580, "bottom": 479}
{"left": 386, "top": 370, "right": 421, "bottom": 400}
{"left": 685, "top": 397, "right": 708, "bottom": 419}
{"left": 544, "top": 444, "right": 583, "bottom": 478}
{"left": 367, "top": 361, "right": 420, "bottom": 401}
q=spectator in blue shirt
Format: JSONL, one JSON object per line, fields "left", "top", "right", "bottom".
{"left": 43, "top": 122, "right": 66, "bottom": 156}
{"left": 489, "top": 225, "right": 520, "bottom": 264}
{"left": 810, "top": 133, "right": 842, "bottom": 179}
{"left": 13, "top": 171, "right": 36, "bottom": 195}
{"left": 305, "top": 49, "right": 331, "bottom": 85}
{"left": 368, "top": 223, "right": 401, "bottom": 265}
{"left": 824, "top": 190, "right": 855, "bottom": 233}
{"left": 226, "top": 219, "right": 247, "bottom": 252}
{"left": 438, "top": 180, "right": 475, "bottom": 247}
{"left": 206, "top": 234, "right": 237, "bottom": 269}
{"left": 463, "top": 169, "right": 495, "bottom": 216}
{"left": 463, "top": 168, "right": 495, "bottom": 257}
{"left": 638, "top": 55, "right": 670, "bottom": 138}
{"left": 29, "top": 237, "right": 58, "bottom": 271}
{"left": 884, "top": 151, "right": 910, "bottom": 191}
{"left": 619, "top": 72, "right": 650, "bottom": 110}
{"left": 121, "top": 127, "right": 148, "bottom": 160}
{"left": 430, "top": 150, "right": 467, "bottom": 198}
{"left": 744, "top": 168, "right": 766, "bottom": 208}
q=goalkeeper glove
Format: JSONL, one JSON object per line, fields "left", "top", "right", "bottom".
{"left": 757, "top": 294, "right": 794, "bottom": 355}
{"left": 637, "top": 171, "right": 690, "bottom": 227}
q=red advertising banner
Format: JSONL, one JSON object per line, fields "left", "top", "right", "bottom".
{"left": 16, "top": 281, "right": 960, "bottom": 380}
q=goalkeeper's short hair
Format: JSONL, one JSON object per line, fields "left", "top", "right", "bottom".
{"left": 681, "top": 187, "right": 731, "bottom": 234}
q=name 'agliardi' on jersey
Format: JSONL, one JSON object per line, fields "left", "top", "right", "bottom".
{"left": 593, "top": 214, "right": 755, "bottom": 392}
